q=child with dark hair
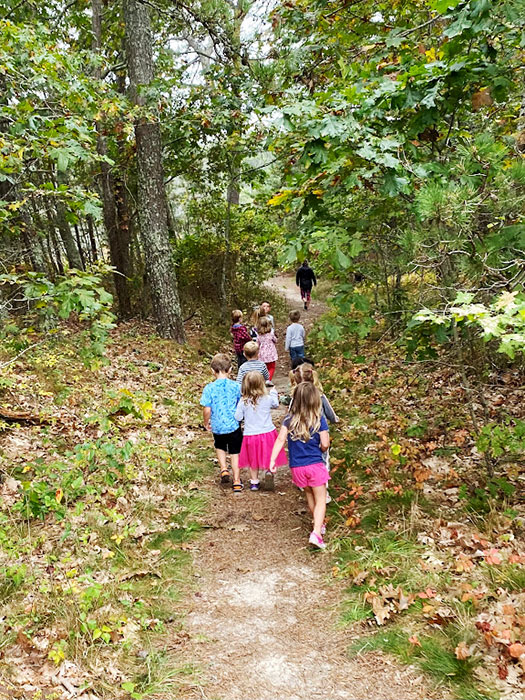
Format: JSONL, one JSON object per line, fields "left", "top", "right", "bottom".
{"left": 230, "top": 310, "right": 251, "bottom": 369}
{"left": 285, "top": 310, "right": 305, "bottom": 363}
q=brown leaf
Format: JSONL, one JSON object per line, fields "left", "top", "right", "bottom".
{"left": 252, "top": 513, "right": 264, "bottom": 521}
{"left": 455, "top": 642, "right": 472, "bottom": 660}
{"left": 352, "top": 570, "right": 369, "bottom": 586}
{"left": 509, "top": 643, "right": 525, "bottom": 659}
{"left": 118, "top": 569, "right": 161, "bottom": 582}
{"left": 471, "top": 89, "right": 493, "bottom": 111}
{"left": 408, "top": 635, "right": 421, "bottom": 647}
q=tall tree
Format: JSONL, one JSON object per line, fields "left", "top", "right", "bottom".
{"left": 123, "top": 0, "right": 186, "bottom": 341}
{"left": 92, "top": 0, "right": 132, "bottom": 318}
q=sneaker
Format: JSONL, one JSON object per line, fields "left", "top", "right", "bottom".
{"left": 264, "top": 471, "right": 274, "bottom": 491}
{"left": 250, "top": 481, "right": 260, "bottom": 491}
{"left": 232, "top": 481, "right": 243, "bottom": 494}
{"left": 308, "top": 531, "right": 326, "bottom": 549}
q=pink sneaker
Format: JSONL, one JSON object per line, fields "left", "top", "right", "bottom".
{"left": 308, "top": 531, "right": 326, "bottom": 550}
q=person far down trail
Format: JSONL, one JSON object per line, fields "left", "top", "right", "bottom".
{"left": 296, "top": 260, "right": 317, "bottom": 310}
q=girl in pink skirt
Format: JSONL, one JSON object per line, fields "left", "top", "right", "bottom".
{"left": 235, "top": 371, "right": 288, "bottom": 491}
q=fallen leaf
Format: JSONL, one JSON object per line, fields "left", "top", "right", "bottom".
{"left": 483, "top": 549, "right": 502, "bottom": 566}
{"left": 408, "top": 635, "right": 421, "bottom": 647}
{"left": 455, "top": 641, "right": 473, "bottom": 660}
{"left": 509, "top": 643, "right": 525, "bottom": 659}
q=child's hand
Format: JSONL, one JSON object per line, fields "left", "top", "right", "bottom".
{"left": 205, "top": 421, "right": 212, "bottom": 432}
{"left": 269, "top": 461, "right": 277, "bottom": 474}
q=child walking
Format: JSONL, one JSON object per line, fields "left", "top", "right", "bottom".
{"left": 236, "top": 341, "right": 270, "bottom": 384}
{"left": 259, "top": 301, "right": 274, "bottom": 328}
{"left": 230, "top": 310, "right": 252, "bottom": 369}
{"left": 289, "top": 362, "right": 338, "bottom": 504}
{"left": 285, "top": 310, "right": 305, "bottom": 363}
{"left": 257, "top": 315, "right": 278, "bottom": 380}
{"left": 200, "top": 353, "right": 244, "bottom": 493}
{"left": 235, "top": 372, "right": 287, "bottom": 491}
{"left": 269, "top": 382, "right": 330, "bottom": 549}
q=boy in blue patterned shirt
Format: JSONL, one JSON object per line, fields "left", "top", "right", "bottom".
{"left": 200, "top": 353, "right": 244, "bottom": 493}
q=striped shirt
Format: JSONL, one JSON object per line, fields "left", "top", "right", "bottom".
{"left": 236, "top": 359, "right": 270, "bottom": 385}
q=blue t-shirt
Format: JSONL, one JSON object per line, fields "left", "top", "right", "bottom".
{"left": 283, "top": 415, "right": 329, "bottom": 467}
{"left": 200, "top": 378, "right": 241, "bottom": 435}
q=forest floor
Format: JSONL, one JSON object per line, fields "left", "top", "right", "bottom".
{"left": 0, "top": 275, "right": 524, "bottom": 700}
{"left": 182, "top": 274, "right": 434, "bottom": 700}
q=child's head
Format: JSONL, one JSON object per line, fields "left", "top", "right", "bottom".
{"left": 288, "top": 382, "right": 322, "bottom": 442}
{"left": 241, "top": 371, "right": 267, "bottom": 405}
{"left": 257, "top": 315, "right": 272, "bottom": 335}
{"left": 231, "top": 309, "right": 243, "bottom": 324}
{"left": 210, "top": 353, "right": 232, "bottom": 376}
{"left": 291, "top": 356, "right": 315, "bottom": 370}
{"left": 249, "top": 306, "right": 261, "bottom": 327}
{"left": 289, "top": 310, "right": 301, "bottom": 323}
{"left": 289, "top": 362, "right": 323, "bottom": 393}
{"left": 260, "top": 301, "right": 271, "bottom": 316}
{"left": 243, "top": 341, "right": 259, "bottom": 360}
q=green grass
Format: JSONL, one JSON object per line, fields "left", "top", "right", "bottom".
{"left": 351, "top": 627, "right": 492, "bottom": 699}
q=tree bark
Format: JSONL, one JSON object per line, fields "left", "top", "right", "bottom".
{"left": 123, "top": 0, "right": 185, "bottom": 341}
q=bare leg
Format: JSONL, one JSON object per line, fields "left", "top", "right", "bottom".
{"left": 215, "top": 449, "right": 227, "bottom": 472}
{"left": 249, "top": 467, "right": 259, "bottom": 482}
{"left": 231, "top": 454, "right": 241, "bottom": 484}
{"left": 311, "top": 484, "right": 327, "bottom": 535}
{"left": 304, "top": 486, "right": 315, "bottom": 516}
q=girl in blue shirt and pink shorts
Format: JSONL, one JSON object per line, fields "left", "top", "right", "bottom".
{"left": 269, "top": 382, "right": 330, "bottom": 549}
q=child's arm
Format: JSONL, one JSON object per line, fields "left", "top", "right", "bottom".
{"left": 269, "top": 424, "right": 288, "bottom": 473}
{"left": 234, "top": 400, "right": 244, "bottom": 422}
{"left": 320, "top": 430, "right": 330, "bottom": 452}
{"left": 322, "top": 395, "right": 339, "bottom": 423}
{"left": 261, "top": 364, "right": 270, "bottom": 380}
{"left": 202, "top": 407, "right": 212, "bottom": 431}
{"left": 269, "top": 388, "right": 279, "bottom": 408}
{"left": 285, "top": 326, "right": 291, "bottom": 351}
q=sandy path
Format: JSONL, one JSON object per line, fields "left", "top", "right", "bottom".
{"left": 183, "top": 275, "right": 432, "bottom": 700}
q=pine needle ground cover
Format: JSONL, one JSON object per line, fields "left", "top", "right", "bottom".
{"left": 315, "top": 336, "right": 525, "bottom": 700}
{"left": 0, "top": 322, "right": 213, "bottom": 699}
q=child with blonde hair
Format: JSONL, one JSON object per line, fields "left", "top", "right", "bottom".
{"left": 236, "top": 341, "right": 269, "bottom": 385}
{"left": 257, "top": 315, "right": 278, "bottom": 380}
{"left": 269, "top": 383, "right": 330, "bottom": 549}
{"left": 235, "top": 372, "right": 287, "bottom": 490}
{"left": 289, "top": 363, "right": 338, "bottom": 504}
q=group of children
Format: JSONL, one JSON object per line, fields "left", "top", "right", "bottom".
{"left": 200, "top": 300, "right": 338, "bottom": 550}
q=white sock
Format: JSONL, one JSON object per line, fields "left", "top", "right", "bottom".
{"left": 250, "top": 479, "right": 259, "bottom": 485}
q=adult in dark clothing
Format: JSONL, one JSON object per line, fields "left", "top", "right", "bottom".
{"left": 296, "top": 260, "right": 317, "bottom": 310}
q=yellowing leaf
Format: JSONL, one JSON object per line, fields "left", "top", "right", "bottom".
{"left": 267, "top": 190, "right": 292, "bottom": 206}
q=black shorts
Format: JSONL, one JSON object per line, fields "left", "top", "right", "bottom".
{"left": 213, "top": 428, "right": 243, "bottom": 454}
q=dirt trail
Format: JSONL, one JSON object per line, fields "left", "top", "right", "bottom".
{"left": 183, "top": 275, "right": 431, "bottom": 700}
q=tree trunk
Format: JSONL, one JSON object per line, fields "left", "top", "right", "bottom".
{"left": 54, "top": 195, "right": 83, "bottom": 270}
{"left": 92, "top": 0, "right": 132, "bottom": 317}
{"left": 86, "top": 215, "right": 98, "bottom": 263}
{"left": 123, "top": 0, "right": 185, "bottom": 341}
